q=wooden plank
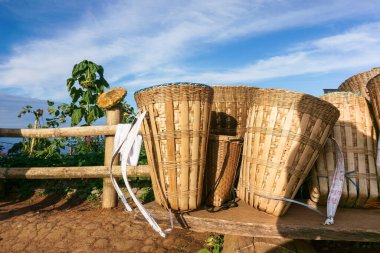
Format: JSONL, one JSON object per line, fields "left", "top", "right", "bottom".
{"left": 0, "top": 165, "right": 150, "bottom": 179}
{"left": 0, "top": 125, "right": 118, "bottom": 138}
{"left": 102, "top": 107, "right": 121, "bottom": 208}
{"left": 136, "top": 201, "right": 380, "bottom": 242}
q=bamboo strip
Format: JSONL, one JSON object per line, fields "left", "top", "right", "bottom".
{"left": 165, "top": 101, "right": 178, "bottom": 210}
{"left": 180, "top": 100, "right": 190, "bottom": 210}
{"left": 189, "top": 100, "right": 201, "bottom": 208}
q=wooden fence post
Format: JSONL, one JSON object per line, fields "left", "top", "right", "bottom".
{"left": 102, "top": 106, "right": 121, "bottom": 208}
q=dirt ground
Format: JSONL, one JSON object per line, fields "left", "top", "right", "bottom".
{"left": 0, "top": 194, "right": 210, "bottom": 253}
{"left": 1, "top": 190, "right": 380, "bottom": 253}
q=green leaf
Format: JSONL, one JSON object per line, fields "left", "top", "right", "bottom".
{"left": 83, "top": 90, "right": 91, "bottom": 104}
{"left": 97, "top": 65, "right": 104, "bottom": 76}
{"left": 72, "top": 88, "right": 83, "bottom": 103}
{"left": 72, "top": 61, "right": 88, "bottom": 79}
{"left": 71, "top": 108, "right": 83, "bottom": 126}
{"left": 47, "top": 108, "right": 56, "bottom": 115}
{"left": 67, "top": 78, "right": 75, "bottom": 91}
{"left": 47, "top": 100, "right": 55, "bottom": 106}
{"left": 85, "top": 106, "right": 96, "bottom": 124}
{"left": 197, "top": 249, "right": 211, "bottom": 253}
{"left": 88, "top": 62, "right": 98, "bottom": 75}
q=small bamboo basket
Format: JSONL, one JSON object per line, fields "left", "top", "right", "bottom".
{"left": 210, "top": 86, "right": 258, "bottom": 137}
{"left": 203, "top": 134, "right": 243, "bottom": 207}
{"left": 338, "top": 67, "right": 380, "bottom": 101}
{"left": 309, "top": 92, "right": 379, "bottom": 208}
{"left": 134, "top": 83, "right": 213, "bottom": 211}
{"left": 237, "top": 88, "right": 340, "bottom": 216}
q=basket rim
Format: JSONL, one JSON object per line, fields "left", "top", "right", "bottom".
{"left": 134, "top": 82, "right": 211, "bottom": 96}
{"left": 367, "top": 73, "right": 380, "bottom": 88}
{"left": 252, "top": 88, "right": 341, "bottom": 118}
{"left": 320, "top": 91, "right": 365, "bottom": 98}
{"left": 211, "top": 85, "right": 257, "bottom": 88}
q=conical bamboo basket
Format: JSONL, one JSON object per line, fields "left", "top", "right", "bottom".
{"left": 203, "top": 134, "right": 243, "bottom": 207}
{"left": 210, "top": 86, "right": 258, "bottom": 137}
{"left": 134, "top": 83, "right": 213, "bottom": 211}
{"left": 367, "top": 74, "right": 380, "bottom": 131}
{"left": 237, "top": 88, "right": 340, "bottom": 216}
{"left": 338, "top": 67, "right": 380, "bottom": 101}
{"left": 309, "top": 92, "right": 379, "bottom": 208}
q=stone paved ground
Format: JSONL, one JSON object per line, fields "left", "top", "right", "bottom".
{"left": 0, "top": 195, "right": 210, "bottom": 253}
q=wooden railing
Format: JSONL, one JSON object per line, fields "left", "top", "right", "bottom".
{"left": 0, "top": 106, "right": 149, "bottom": 208}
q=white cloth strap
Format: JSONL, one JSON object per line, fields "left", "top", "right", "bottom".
{"left": 324, "top": 137, "right": 345, "bottom": 225}
{"left": 109, "top": 124, "right": 133, "bottom": 212}
{"left": 110, "top": 112, "right": 172, "bottom": 238}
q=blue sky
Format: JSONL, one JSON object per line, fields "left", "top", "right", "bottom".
{"left": 1, "top": 0, "right": 380, "bottom": 128}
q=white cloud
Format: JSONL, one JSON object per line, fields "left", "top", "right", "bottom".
{"left": 0, "top": 0, "right": 379, "bottom": 100}
{"left": 127, "top": 22, "right": 380, "bottom": 86}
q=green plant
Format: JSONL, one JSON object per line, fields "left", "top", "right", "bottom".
{"left": 197, "top": 235, "right": 224, "bottom": 253}
{"left": 66, "top": 60, "right": 110, "bottom": 126}
{"left": 138, "top": 187, "right": 155, "bottom": 203}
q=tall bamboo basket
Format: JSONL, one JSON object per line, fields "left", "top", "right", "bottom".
{"left": 237, "top": 88, "right": 340, "bottom": 216}
{"left": 309, "top": 92, "right": 379, "bottom": 208}
{"left": 367, "top": 74, "right": 380, "bottom": 131}
{"left": 134, "top": 83, "right": 213, "bottom": 211}
{"left": 210, "top": 86, "right": 258, "bottom": 137}
{"left": 203, "top": 134, "right": 243, "bottom": 207}
{"left": 338, "top": 67, "right": 380, "bottom": 101}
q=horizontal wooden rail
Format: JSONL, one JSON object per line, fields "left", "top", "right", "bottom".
{"left": 0, "top": 125, "right": 118, "bottom": 138}
{"left": 0, "top": 165, "right": 150, "bottom": 179}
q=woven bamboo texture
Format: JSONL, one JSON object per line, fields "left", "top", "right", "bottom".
{"left": 210, "top": 86, "right": 258, "bottom": 137}
{"left": 338, "top": 67, "right": 380, "bottom": 101}
{"left": 237, "top": 88, "right": 340, "bottom": 216}
{"left": 203, "top": 134, "right": 243, "bottom": 207}
{"left": 134, "top": 83, "right": 213, "bottom": 211}
{"left": 309, "top": 92, "right": 379, "bottom": 208}
{"left": 367, "top": 74, "right": 380, "bottom": 130}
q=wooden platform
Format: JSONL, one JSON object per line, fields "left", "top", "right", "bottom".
{"left": 136, "top": 201, "right": 380, "bottom": 242}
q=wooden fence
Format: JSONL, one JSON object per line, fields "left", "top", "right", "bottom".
{"left": 0, "top": 106, "right": 149, "bottom": 208}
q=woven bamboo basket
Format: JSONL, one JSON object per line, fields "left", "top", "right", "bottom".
{"left": 203, "top": 134, "right": 243, "bottom": 207}
{"left": 309, "top": 92, "right": 378, "bottom": 208}
{"left": 237, "top": 88, "right": 340, "bottom": 216}
{"left": 210, "top": 86, "right": 258, "bottom": 137}
{"left": 367, "top": 74, "right": 380, "bottom": 131}
{"left": 134, "top": 83, "right": 213, "bottom": 211}
{"left": 338, "top": 67, "right": 380, "bottom": 101}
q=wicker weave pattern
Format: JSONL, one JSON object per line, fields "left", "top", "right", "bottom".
{"left": 309, "top": 92, "right": 378, "bottom": 208}
{"left": 134, "top": 83, "right": 213, "bottom": 211}
{"left": 237, "top": 88, "right": 339, "bottom": 216}
{"left": 210, "top": 86, "right": 258, "bottom": 136}
{"left": 338, "top": 67, "right": 380, "bottom": 100}
{"left": 204, "top": 135, "right": 243, "bottom": 207}
{"left": 367, "top": 74, "right": 380, "bottom": 130}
